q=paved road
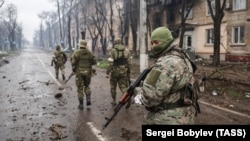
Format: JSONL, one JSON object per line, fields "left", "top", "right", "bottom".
{"left": 0, "top": 47, "right": 249, "bottom": 141}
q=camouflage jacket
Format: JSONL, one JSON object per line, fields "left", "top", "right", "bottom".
{"left": 140, "top": 50, "right": 194, "bottom": 110}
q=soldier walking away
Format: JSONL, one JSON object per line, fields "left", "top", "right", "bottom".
{"left": 134, "top": 27, "right": 198, "bottom": 125}
{"left": 71, "top": 40, "right": 97, "bottom": 109}
{"left": 106, "top": 38, "right": 132, "bottom": 106}
{"left": 51, "top": 45, "right": 67, "bottom": 80}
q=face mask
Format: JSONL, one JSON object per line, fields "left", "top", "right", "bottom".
{"left": 151, "top": 41, "right": 169, "bottom": 54}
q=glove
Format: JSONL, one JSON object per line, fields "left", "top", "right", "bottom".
{"left": 134, "top": 94, "right": 143, "bottom": 105}
{"left": 51, "top": 63, "right": 53, "bottom": 66}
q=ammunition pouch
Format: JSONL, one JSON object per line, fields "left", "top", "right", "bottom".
{"left": 114, "top": 58, "right": 127, "bottom": 66}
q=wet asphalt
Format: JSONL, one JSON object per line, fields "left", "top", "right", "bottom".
{"left": 0, "top": 47, "right": 144, "bottom": 141}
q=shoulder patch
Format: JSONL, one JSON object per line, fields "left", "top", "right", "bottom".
{"left": 145, "top": 69, "right": 161, "bottom": 87}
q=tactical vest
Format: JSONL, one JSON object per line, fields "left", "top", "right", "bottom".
{"left": 113, "top": 48, "right": 127, "bottom": 66}
{"left": 54, "top": 51, "right": 66, "bottom": 64}
{"left": 77, "top": 49, "right": 92, "bottom": 69}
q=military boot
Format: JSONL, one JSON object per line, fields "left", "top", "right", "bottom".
{"left": 78, "top": 100, "right": 83, "bottom": 109}
{"left": 62, "top": 75, "right": 65, "bottom": 81}
{"left": 110, "top": 95, "right": 116, "bottom": 106}
{"left": 86, "top": 95, "right": 91, "bottom": 106}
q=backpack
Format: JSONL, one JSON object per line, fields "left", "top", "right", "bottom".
{"left": 180, "top": 75, "right": 205, "bottom": 116}
{"left": 176, "top": 48, "right": 204, "bottom": 116}
{"left": 113, "top": 48, "right": 128, "bottom": 66}
{"left": 54, "top": 51, "right": 67, "bottom": 64}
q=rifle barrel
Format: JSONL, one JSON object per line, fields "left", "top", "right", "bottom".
{"left": 103, "top": 103, "right": 122, "bottom": 130}
{"left": 102, "top": 67, "right": 152, "bottom": 129}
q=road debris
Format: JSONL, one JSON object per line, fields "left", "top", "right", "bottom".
{"left": 49, "top": 124, "right": 67, "bottom": 139}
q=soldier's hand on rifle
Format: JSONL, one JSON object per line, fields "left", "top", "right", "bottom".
{"left": 134, "top": 94, "right": 143, "bottom": 105}
{"left": 133, "top": 87, "right": 143, "bottom": 105}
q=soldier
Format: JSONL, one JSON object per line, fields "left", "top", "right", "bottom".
{"left": 71, "top": 40, "right": 97, "bottom": 109}
{"left": 106, "top": 38, "right": 132, "bottom": 105}
{"left": 134, "top": 27, "right": 197, "bottom": 125}
{"left": 51, "top": 45, "right": 67, "bottom": 80}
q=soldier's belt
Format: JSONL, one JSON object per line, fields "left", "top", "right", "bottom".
{"left": 146, "top": 102, "right": 184, "bottom": 112}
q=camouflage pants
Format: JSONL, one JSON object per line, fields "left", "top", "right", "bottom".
{"left": 75, "top": 73, "right": 91, "bottom": 101}
{"left": 54, "top": 64, "right": 65, "bottom": 76}
{"left": 145, "top": 106, "right": 196, "bottom": 125}
{"left": 110, "top": 70, "right": 129, "bottom": 101}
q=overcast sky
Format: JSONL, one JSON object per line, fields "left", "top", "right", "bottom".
{"left": 4, "top": 0, "right": 56, "bottom": 42}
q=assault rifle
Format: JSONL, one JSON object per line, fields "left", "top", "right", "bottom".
{"left": 64, "top": 72, "right": 75, "bottom": 84}
{"left": 102, "top": 67, "right": 152, "bottom": 130}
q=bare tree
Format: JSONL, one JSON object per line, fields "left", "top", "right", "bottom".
{"left": 108, "top": 0, "right": 115, "bottom": 47}
{"left": 94, "top": 0, "right": 108, "bottom": 55}
{"left": 79, "top": 0, "right": 89, "bottom": 40}
{"left": 86, "top": 23, "right": 99, "bottom": 53}
{"left": 97, "top": 0, "right": 115, "bottom": 48}
{"left": 72, "top": 0, "right": 80, "bottom": 48}
{"left": 16, "top": 24, "right": 23, "bottom": 49}
{"left": 50, "top": 12, "right": 59, "bottom": 47}
{"left": 56, "top": 0, "right": 63, "bottom": 46}
{"left": 38, "top": 12, "right": 47, "bottom": 48}
{"left": 115, "top": 0, "right": 129, "bottom": 45}
{"left": 49, "top": 0, "right": 64, "bottom": 47}
{"left": 178, "top": 0, "right": 195, "bottom": 48}
{"left": 0, "top": 0, "right": 4, "bottom": 9}
{"left": 128, "top": 0, "right": 139, "bottom": 58}
{"left": 207, "top": 0, "right": 226, "bottom": 66}
{"left": 4, "top": 4, "right": 18, "bottom": 50}
{"left": 65, "top": 0, "right": 74, "bottom": 51}
{"left": 45, "top": 12, "right": 54, "bottom": 48}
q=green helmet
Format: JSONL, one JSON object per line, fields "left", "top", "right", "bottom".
{"left": 114, "top": 38, "right": 121, "bottom": 45}
{"left": 149, "top": 27, "right": 174, "bottom": 58}
{"left": 56, "top": 45, "right": 61, "bottom": 51}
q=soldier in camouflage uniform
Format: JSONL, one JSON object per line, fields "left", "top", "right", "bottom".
{"left": 106, "top": 38, "right": 132, "bottom": 105}
{"left": 134, "top": 27, "right": 196, "bottom": 124}
{"left": 51, "top": 45, "right": 67, "bottom": 80}
{"left": 71, "top": 40, "right": 97, "bottom": 109}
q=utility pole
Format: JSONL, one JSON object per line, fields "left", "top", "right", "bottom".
{"left": 139, "top": 0, "right": 148, "bottom": 72}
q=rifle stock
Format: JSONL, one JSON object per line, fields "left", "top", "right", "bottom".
{"left": 64, "top": 73, "right": 75, "bottom": 84}
{"left": 102, "top": 67, "right": 152, "bottom": 130}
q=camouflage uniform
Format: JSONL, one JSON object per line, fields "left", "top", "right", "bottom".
{"left": 136, "top": 27, "right": 196, "bottom": 125}
{"left": 51, "top": 45, "right": 67, "bottom": 80}
{"left": 106, "top": 39, "right": 132, "bottom": 105}
{"left": 71, "top": 40, "right": 97, "bottom": 109}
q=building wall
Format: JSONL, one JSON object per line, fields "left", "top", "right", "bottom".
{"left": 70, "top": 0, "right": 250, "bottom": 60}
{"left": 225, "top": 1, "right": 250, "bottom": 54}
{"left": 171, "top": 0, "right": 250, "bottom": 60}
